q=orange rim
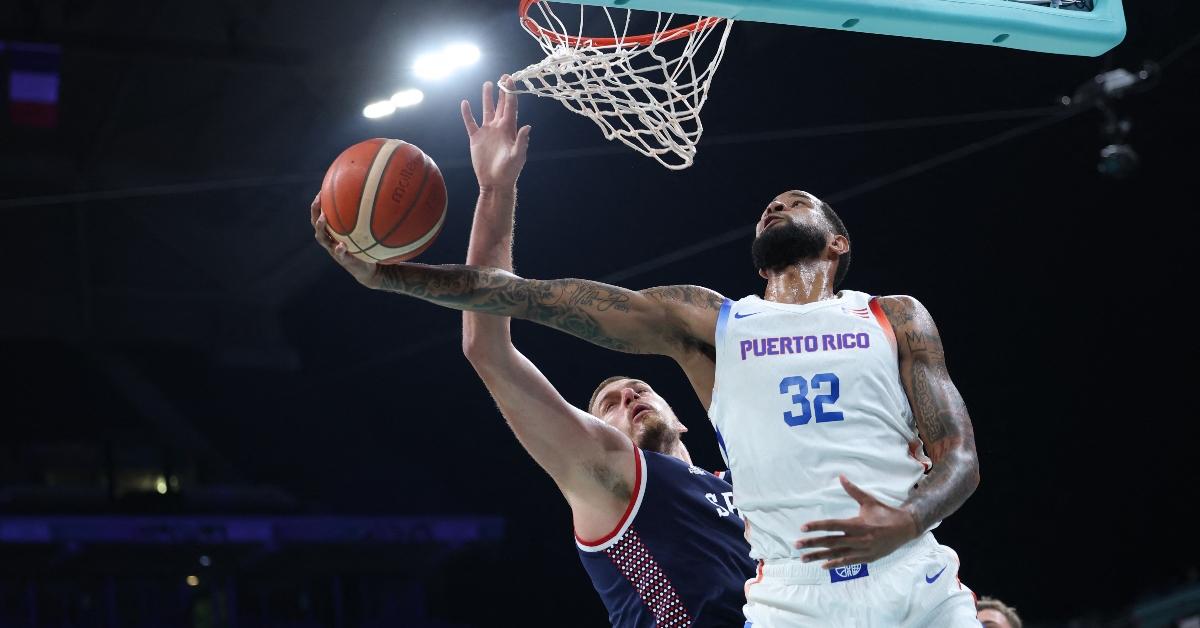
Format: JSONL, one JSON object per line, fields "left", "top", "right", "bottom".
{"left": 518, "top": 0, "right": 723, "bottom": 48}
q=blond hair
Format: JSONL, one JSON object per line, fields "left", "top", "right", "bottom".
{"left": 977, "top": 596, "right": 1022, "bottom": 628}
{"left": 587, "top": 375, "right": 633, "bottom": 415}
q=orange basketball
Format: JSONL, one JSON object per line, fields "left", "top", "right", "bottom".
{"left": 319, "top": 138, "right": 447, "bottom": 263}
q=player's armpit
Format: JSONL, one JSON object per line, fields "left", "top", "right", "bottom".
{"left": 377, "top": 263, "right": 722, "bottom": 357}
{"left": 876, "top": 295, "right": 981, "bottom": 533}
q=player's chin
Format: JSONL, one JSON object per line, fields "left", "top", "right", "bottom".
{"left": 635, "top": 416, "right": 677, "bottom": 454}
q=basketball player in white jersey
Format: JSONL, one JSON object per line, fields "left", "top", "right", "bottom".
{"left": 314, "top": 78, "right": 980, "bottom": 626}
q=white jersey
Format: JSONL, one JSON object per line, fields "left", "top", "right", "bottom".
{"left": 708, "top": 291, "right": 928, "bottom": 561}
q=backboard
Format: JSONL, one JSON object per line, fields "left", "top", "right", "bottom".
{"left": 565, "top": 0, "right": 1125, "bottom": 56}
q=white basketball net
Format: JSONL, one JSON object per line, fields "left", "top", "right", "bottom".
{"left": 507, "top": 2, "right": 733, "bottom": 170}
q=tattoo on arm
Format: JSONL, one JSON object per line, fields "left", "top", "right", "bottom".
{"left": 641, "top": 285, "right": 724, "bottom": 360}
{"left": 641, "top": 285, "right": 726, "bottom": 312}
{"left": 906, "top": 325, "right": 952, "bottom": 444}
{"left": 879, "top": 296, "right": 980, "bottom": 533}
{"left": 375, "top": 263, "right": 651, "bottom": 352}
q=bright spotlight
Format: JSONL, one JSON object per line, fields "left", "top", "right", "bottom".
{"left": 362, "top": 100, "right": 397, "bottom": 119}
{"left": 413, "top": 42, "right": 481, "bottom": 80}
{"left": 186, "top": 575, "right": 200, "bottom": 587}
{"left": 391, "top": 88, "right": 424, "bottom": 108}
{"left": 443, "top": 43, "right": 481, "bottom": 67}
{"left": 155, "top": 476, "right": 168, "bottom": 495}
{"left": 413, "top": 52, "right": 454, "bottom": 80}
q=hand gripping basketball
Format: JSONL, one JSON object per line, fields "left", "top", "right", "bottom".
{"left": 461, "top": 76, "right": 531, "bottom": 189}
{"left": 311, "top": 194, "right": 382, "bottom": 289}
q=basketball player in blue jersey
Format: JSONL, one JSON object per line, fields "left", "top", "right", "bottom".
{"left": 313, "top": 78, "right": 755, "bottom": 627}
{"left": 313, "top": 77, "right": 981, "bottom": 626}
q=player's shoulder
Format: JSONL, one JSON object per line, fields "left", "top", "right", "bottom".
{"left": 872, "top": 294, "right": 930, "bottom": 322}
{"left": 873, "top": 294, "right": 920, "bottom": 308}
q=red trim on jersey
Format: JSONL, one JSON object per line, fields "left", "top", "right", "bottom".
{"left": 869, "top": 297, "right": 897, "bottom": 351}
{"left": 575, "top": 446, "right": 642, "bottom": 546}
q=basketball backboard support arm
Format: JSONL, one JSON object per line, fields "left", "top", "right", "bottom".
{"left": 567, "top": 0, "right": 1125, "bottom": 56}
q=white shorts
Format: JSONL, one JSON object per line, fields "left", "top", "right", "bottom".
{"left": 743, "top": 533, "right": 979, "bottom": 628}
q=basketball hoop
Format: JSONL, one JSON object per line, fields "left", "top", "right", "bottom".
{"left": 507, "top": 0, "right": 733, "bottom": 170}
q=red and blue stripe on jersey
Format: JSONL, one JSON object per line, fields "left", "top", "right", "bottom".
{"left": 576, "top": 448, "right": 755, "bottom": 627}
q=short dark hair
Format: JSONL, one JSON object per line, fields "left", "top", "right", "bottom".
{"left": 818, "top": 200, "right": 851, "bottom": 288}
{"left": 588, "top": 375, "right": 632, "bottom": 415}
{"left": 977, "top": 597, "right": 1022, "bottom": 628}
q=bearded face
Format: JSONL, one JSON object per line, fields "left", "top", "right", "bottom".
{"left": 631, "top": 411, "right": 678, "bottom": 454}
{"left": 751, "top": 219, "right": 830, "bottom": 273}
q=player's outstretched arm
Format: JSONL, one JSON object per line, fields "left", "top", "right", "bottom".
{"left": 457, "top": 76, "right": 634, "bottom": 512}
{"left": 311, "top": 203, "right": 723, "bottom": 358}
{"left": 310, "top": 77, "right": 724, "bottom": 406}
{"left": 880, "top": 296, "right": 981, "bottom": 532}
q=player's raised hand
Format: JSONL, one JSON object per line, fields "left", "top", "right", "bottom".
{"left": 793, "top": 474, "right": 919, "bottom": 570}
{"left": 461, "top": 76, "right": 532, "bottom": 189}
{"left": 310, "top": 193, "right": 382, "bottom": 289}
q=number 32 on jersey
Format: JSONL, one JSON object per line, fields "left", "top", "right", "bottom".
{"left": 779, "top": 373, "right": 843, "bottom": 426}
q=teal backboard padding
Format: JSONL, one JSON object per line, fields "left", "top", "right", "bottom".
{"left": 567, "top": 0, "right": 1125, "bottom": 56}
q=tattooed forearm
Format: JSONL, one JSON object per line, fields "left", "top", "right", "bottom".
{"left": 376, "top": 263, "right": 639, "bottom": 351}
{"left": 906, "top": 358, "right": 978, "bottom": 531}
{"left": 906, "top": 441, "right": 978, "bottom": 532}
{"left": 375, "top": 263, "right": 718, "bottom": 355}
{"left": 563, "top": 285, "right": 633, "bottom": 313}
{"left": 878, "top": 296, "right": 980, "bottom": 533}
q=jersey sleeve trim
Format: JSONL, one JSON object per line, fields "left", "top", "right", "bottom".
{"left": 868, "top": 297, "right": 898, "bottom": 354}
{"left": 715, "top": 298, "right": 732, "bottom": 347}
{"left": 575, "top": 447, "right": 648, "bottom": 552}
{"left": 709, "top": 298, "right": 734, "bottom": 419}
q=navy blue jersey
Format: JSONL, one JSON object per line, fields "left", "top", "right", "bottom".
{"left": 576, "top": 447, "right": 755, "bottom": 627}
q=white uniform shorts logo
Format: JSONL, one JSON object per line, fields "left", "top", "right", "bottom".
{"left": 834, "top": 565, "right": 863, "bottom": 579}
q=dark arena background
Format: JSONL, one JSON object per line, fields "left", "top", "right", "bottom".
{"left": 2, "top": 1, "right": 1198, "bottom": 626}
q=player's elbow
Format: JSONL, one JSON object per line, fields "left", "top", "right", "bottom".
{"left": 461, "top": 329, "right": 494, "bottom": 364}
{"left": 931, "top": 440, "right": 980, "bottom": 497}
{"left": 461, "top": 325, "right": 514, "bottom": 372}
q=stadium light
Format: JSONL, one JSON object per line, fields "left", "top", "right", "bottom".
{"left": 391, "top": 88, "right": 424, "bottom": 108}
{"left": 414, "top": 52, "right": 453, "bottom": 80}
{"left": 443, "top": 43, "right": 481, "bottom": 67}
{"left": 363, "top": 100, "right": 397, "bottom": 119}
{"left": 413, "top": 42, "right": 481, "bottom": 80}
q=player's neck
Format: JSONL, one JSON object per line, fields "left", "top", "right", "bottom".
{"left": 762, "top": 262, "right": 837, "bottom": 305}
{"left": 667, "top": 441, "right": 693, "bottom": 466}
